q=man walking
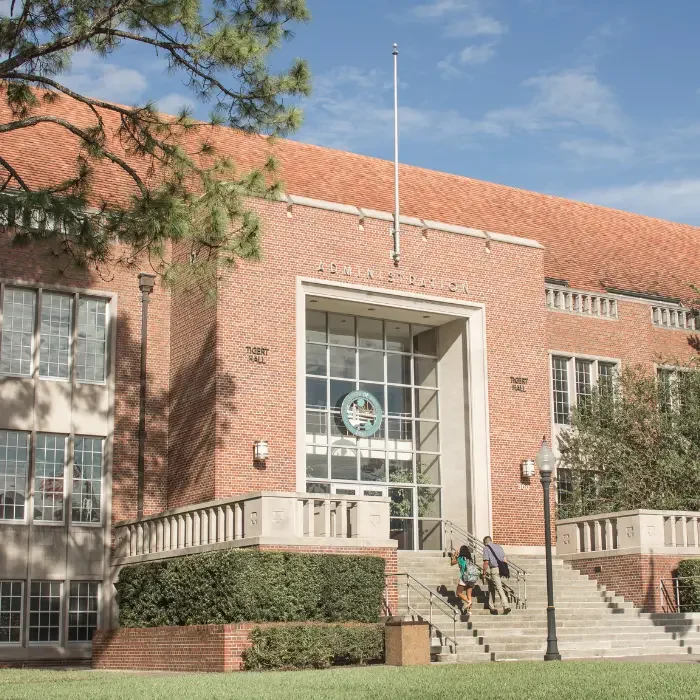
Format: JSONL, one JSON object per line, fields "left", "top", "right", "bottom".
{"left": 482, "top": 536, "right": 511, "bottom": 615}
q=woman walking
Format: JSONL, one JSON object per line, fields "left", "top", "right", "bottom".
{"left": 450, "top": 545, "right": 479, "bottom": 614}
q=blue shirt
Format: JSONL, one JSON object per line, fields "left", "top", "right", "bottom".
{"left": 483, "top": 543, "right": 505, "bottom": 567}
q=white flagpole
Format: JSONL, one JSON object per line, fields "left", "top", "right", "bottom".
{"left": 392, "top": 43, "right": 400, "bottom": 263}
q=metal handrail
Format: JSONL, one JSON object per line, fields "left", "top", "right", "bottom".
{"left": 385, "top": 572, "right": 460, "bottom": 652}
{"left": 659, "top": 576, "right": 700, "bottom": 613}
{"left": 443, "top": 519, "right": 528, "bottom": 609}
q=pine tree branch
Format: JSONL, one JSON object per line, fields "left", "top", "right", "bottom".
{"left": 0, "top": 154, "right": 30, "bottom": 191}
{"left": 0, "top": 115, "right": 148, "bottom": 196}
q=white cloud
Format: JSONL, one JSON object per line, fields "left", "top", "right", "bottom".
{"left": 408, "top": 0, "right": 507, "bottom": 37}
{"left": 484, "top": 68, "right": 623, "bottom": 134}
{"left": 459, "top": 43, "right": 497, "bottom": 65}
{"left": 157, "top": 93, "right": 197, "bottom": 116}
{"left": 437, "top": 55, "right": 463, "bottom": 80}
{"left": 571, "top": 179, "right": 700, "bottom": 223}
{"left": 63, "top": 50, "right": 148, "bottom": 104}
{"left": 559, "top": 139, "right": 634, "bottom": 161}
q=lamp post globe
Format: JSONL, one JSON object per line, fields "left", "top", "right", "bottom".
{"left": 537, "top": 436, "right": 561, "bottom": 661}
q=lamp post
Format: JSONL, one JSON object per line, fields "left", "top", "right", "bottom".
{"left": 535, "top": 436, "right": 561, "bottom": 661}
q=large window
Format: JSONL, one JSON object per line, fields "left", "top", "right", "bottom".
{"left": 72, "top": 437, "right": 103, "bottom": 524}
{"left": 0, "top": 285, "right": 109, "bottom": 382}
{"left": 0, "top": 581, "right": 23, "bottom": 644}
{"left": 34, "top": 434, "right": 67, "bottom": 523}
{"left": 0, "top": 430, "right": 29, "bottom": 521}
{"left": 551, "top": 355, "right": 618, "bottom": 426}
{"left": 77, "top": 298, "right": 107, "bottom": 383}
{"left": 0, "top": 287, "right": 35, "bottom": 376}
{"left": 29, "top": 581, "right": 61, "bottom": 643}
{"left": 68, "top": 581, "right": 99, "bottom": 642}
{"left": 39, "top": 293, "right": 72, "bottom": 379}
{"left": 305, "top": 310, "right": 441, "bottom": 550}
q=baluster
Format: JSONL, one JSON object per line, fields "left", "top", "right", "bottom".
{"left": 225, "top": 505, "right": 234, "bottom": 541}
{"left": 234, "top": 502, "right": 243, "bottom": 540}
{"left": 177, "top": 515, "right": 184, "bottom": 549}
{"left": 156, "top": 520, "right": 164, "bottom": 552}
{"left": 545, "top": 289, "right": 553, "bottom": 308}
{"left": 136, "top": 523, "right": 144, "bottom": 555}
{"left": 217, "top": 507, "right": 225, "bottom": 543}
{"left": 679, "top": 517, "right": 688, "bottom": 547}
{"left": 669, "top": 516, "right": 677, "bottom": 547}
{"left": 605, "top": 519, "right": 614, "bottom": 551}
{"left": 193, "top": 512, "right": 201, "bottom": 546}
{"left": 321, "top": 499, "right": 331, "bottom": 537}
{"left": 185, "top": 513, "right": 193, "bottom": 548}
{"left": 302, "top": 499, "right": 311, "bottom": 537}
{"left": 337, "top": 500, "right": 348, "bottom": 538}
{"left": 600, "top": 299, "right": 608, "bottom": 317}
{"left": 594, "top": 520, "right": 603, "bottom": 552}
{"left": 580, "top": 523, "right": 589, "bottom": 552}
{"left": 129, "top": 525, "right": 137, "bottom": 557}
{"left": 611, "top": 299, "right": 618, "bottom": 318}
{"left": 162, "top": 518, "right": 170, "bottom": 552}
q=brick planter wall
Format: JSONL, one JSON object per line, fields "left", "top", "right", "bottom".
{"left": 569, "top": 554, "right": 700, "bottom": 612}
{"left": 92, "top": 622, "right": 380, "bottom": 672}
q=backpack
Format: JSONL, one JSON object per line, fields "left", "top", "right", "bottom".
{"left": 459, "top": 557, "right": 480, "bottom": 584}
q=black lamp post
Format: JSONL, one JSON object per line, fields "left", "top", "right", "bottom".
{"left": 535, "top": 436, "right": 561, "bottom": 661}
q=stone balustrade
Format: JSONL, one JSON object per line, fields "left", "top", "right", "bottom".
{"left": 545, "top": 285, "right": 618, "bottom": 320}
{"left": 651, "top": 305, "right": 699, "bottom": 331}
{"left": 557, "top": 509, "right": 700, "bottom": 559}
{"left": 113, "top": 491, "right": 394, "bottom": 565}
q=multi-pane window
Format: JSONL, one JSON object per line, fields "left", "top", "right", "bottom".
{"left": 77, "top": 299, "right": 107, "bottom": 382}
{"left": 34, "top": 434, "right": 66, "bottom": 523}
{"left": 0, "top": 288, "right": 35, "bottom": 376}
{"left": 72, "top": 437, "right": 103, "bottom": 524}
{"left": 551, "top": 356, "right": 618, "bottom": 425}
{"left": 29, "top": 581, "right": 61, "bottom": 643}
{"left": 68, "top": 582, "right": 98, "bottom": 642}
{"left": 0, "top": 430, "right": 29, "bottom": 521}
{"left": 551, "top": 357, "right": 570, "bottom": 425}
{"left": 39, "top": 293, "right": 72, "bottom": 379}
{"left": 305, "top": 310, "right": 441, "bottom": 550}
{"left": 0, "top": 581, "right": 23, "bottom": 644}
{"left": 0, "top": 286, "right": 109, "bottom": 381}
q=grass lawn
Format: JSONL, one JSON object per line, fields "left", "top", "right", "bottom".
{"left": 2, "top": 663, "right": 700, "bottom": 700}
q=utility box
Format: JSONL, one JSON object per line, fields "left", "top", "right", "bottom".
{"left": 384, "top": 619, "right": 431, "bottom": 666}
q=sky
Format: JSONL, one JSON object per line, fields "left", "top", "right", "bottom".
{"left": 9, "top": 0, "right": 700, "bottom": 224}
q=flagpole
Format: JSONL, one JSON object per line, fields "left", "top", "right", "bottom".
{"left": 392, "top": 42, "right": 401, "bottom": 263}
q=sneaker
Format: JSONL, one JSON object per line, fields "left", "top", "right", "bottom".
{"left": 503, "top": 607, "right": 512, "bottom": 615}
{"left": 489, "top": 608, "right": 498, "bottom": 615}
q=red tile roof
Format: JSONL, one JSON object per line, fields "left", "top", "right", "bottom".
{"left": 2, "top": 93, "right": 697, "bottom": 301}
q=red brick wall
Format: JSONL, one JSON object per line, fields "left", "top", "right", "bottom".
{"left": 92, "top": 622, "right": 381, "bottom": 672}
{"left": 212, "top": 199, "right": 551, "bottom": 546}
{"left": 167, "top": 248, "right": 218, "bottom": 508}
{"left": 569, "top": 554, "right": 699, "bottom": 612}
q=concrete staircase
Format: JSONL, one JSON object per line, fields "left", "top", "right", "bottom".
{"left": 396, "top": 551, "right": 700, "bottom": 662}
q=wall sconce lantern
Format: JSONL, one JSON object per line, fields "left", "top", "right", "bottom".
{"left": 521, "top": 458, "right": 536, "bottom": 479}
{"left": 254, "top": 440, "right": 269, "bottom": 462}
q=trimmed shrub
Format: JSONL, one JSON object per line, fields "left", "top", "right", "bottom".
{"left": 116, "top": 549, "right": 386, "bottom": 627}
{"left": 244, "top": 624, "right": 385, "bottom": 670}
{"left": 677, "top": 559, "right": 700, "bottom": 612}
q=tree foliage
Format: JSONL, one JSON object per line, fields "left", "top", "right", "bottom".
{"left": 0, "top": 0, "right": 311, "bottom": 288}
{"left": 557, "top": 362, "right": 700, "bottom": 519}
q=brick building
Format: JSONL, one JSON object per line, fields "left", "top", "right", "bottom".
{"left": 1, "top": 95, "right": 699, "bottom": 663}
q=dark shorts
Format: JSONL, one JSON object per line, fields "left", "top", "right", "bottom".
{"left": 458, "top": 579, "right": 475, "bottom": 589}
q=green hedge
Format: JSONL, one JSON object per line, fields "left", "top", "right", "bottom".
{"left": 677, "top": 559, "right": 700, "bottom": 612}
{"left": 116, "top": 549, "right": 386, "bottom": 627}
{"left": 244, "top": 624, "right": 385, "bottom": 670}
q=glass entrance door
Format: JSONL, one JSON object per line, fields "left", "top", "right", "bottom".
{"left": 304, "top": 309, "right": 443, "bottom": 550}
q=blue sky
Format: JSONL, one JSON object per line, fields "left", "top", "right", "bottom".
{"left": 11, "top": 0, "right": 700, "bottom": 224}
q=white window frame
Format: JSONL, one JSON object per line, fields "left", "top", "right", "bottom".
{"left": 33, "top": 433, "right": 68, "bottom": 526}
{"left": 549, "top": 352, "right": 621, "bottom": 427}
{"left": 0, "top": 580, "right": 24, "bottom": 645}
{"left": 76, "top": 296, "right": 109, "bottom": 386}
{"left": 0, "top": 282, "right": 111, "bottom": 385}
{"left": 71, "top": 435, "right": 104, "bottom": 527}
{"left": 66, "top": 580, "right": 101, "bottom": 644}
{"left": 27, "top": 579, "right": 63, "bottom": 646}
{"left": 0, "top": 429, "right": 31, "bottom": 524}
{"left": 0, "top": 286, "right": 37, "bottom": 378}
{"left": 655, "top": 363, "right": 691, "bottom": 412}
